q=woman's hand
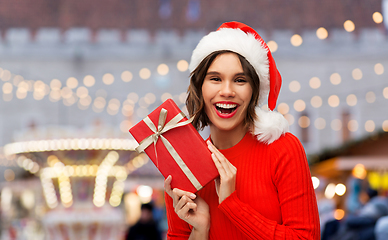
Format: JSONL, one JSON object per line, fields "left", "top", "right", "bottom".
{"left": 207, "top": 140, "right": 237, "bottom": 204}
{"left": 164, "top": 176, "right": 210, "bottom": 233}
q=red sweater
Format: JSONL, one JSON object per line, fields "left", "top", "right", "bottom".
{"left": 165, "top": 132, "right": 320, "bottom": 239}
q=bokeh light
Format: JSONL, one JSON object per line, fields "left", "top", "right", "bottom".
{"left": 102, "top": 73, "right": 114, "bottom": 85}
{"left": 290, "top": 34, "right": 303, "bottom": 47}
{"left": 293, "top": 99, "right": 306, "bottom": 112}
{"left": 352, "top": 68, "right": 363, "bottom": 80}
{"left": 328, "top": 95, "right": 340, "bottom": 107}
{"left": 289, "top": 80, "right": 301, "bottom": 93}
{"left": 344, "top": 20, "right": 355, "bottom": 32}
{"left": 311, "top": 96, "right": 322, "bottom": 108}
{"left": 374, "top": 63, "right": 384, "bottom": 75}
{"left": 139, "top": 68, "right": 151, "bottom": 80}
{"left": 157, "top": 64, "right": 169, "bottom": 76}
{"left": 330, "top": 73, "right": 341, "bottom": 85}
{"left": 83, "top": 75, "right": 95, "bottom": 87}
{"left": 316, "top": 27, "right": 328, "bottom": 39}
{"left": 298, "top": 116, "right": 310, "bottom": 128}
{"left": 365, "top": 120, "right": 375, "bottom": 132}
{"left": 121, "top": 71, "right": 133, "bottom": 82}
{"left": 314, "top": 118, "right": 326, "bottom": 130}
{"left": 309, "top": 77, "right": 321, "bottom": 89}
{"left": 267, "top": 40, "right": 278, "bottom": 52}
{"left": 372, "top": 12, "right": 383, "bottom": 24}
{"left": 177, "top": 60, "right": 189, "bottom": 72}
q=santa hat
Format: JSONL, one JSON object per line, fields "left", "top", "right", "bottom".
{"left": 189, "top": 21, "right": 289, "bottom": 144}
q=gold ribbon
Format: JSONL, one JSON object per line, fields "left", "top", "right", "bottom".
{"left": 135, "top": 108, "right": 203, "bottom": 191}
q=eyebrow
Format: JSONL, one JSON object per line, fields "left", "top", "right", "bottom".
{"left": 206, "top": 71, "right": 246, "bottom": 77}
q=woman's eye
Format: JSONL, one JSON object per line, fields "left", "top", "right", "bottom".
{"left": 235, "top": 78, "right": 247, "bottom": 83}
{"left": 210, "top": 77, "right": 221, "bottom": 81}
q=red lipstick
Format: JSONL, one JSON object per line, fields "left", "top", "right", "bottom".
{"left": 213, "top": 101, "right": 239, "bottom": 119}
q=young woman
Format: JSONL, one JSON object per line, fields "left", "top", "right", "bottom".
{"left": 164, "top": 21, "right": 320, "bottom": 240}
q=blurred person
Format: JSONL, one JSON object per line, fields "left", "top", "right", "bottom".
{"left": 329, "top": 190, "right": 388, "bottom": 240}
{"left": 374, "top": 215, "right": 388, "bottom": 240}
{"left": 126, "top": 202, "right": 162, "bottom": 240}
{"left": 164, "top": 21, "right": 320, "bottom": 239}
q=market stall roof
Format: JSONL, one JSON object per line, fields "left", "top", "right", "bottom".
{"left": 310, "top": 131, "right": 388, "bottom": 178}
{"left": 311, "top": 156, "right": 388, "bottom": 178}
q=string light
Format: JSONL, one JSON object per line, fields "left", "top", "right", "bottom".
{"left": 309, "top": 77, "right": 321, "bottom": 89}
{"left": 334, "top": 209, "right": 345, "bottom": 220}
{"left": 3, "top": 138, "right": 137, "bottom": 155}
{"left": 93, "top": 151, "right": 120, "bottom": 207}
{"left": 267, "top": 40, "right": 278, "bottom": 52}
{"left": 1, "top": 58, "right": 386, "bottom": 147}
{"left": 316, "top": 27, "right": 328, "bottom": 40}
{"left": 382, "top": 120, "right": 388, "bottom": 132}
{"left": 2, "top": 82, "right": 13, "bottom": 94}
{"left": 289, "top": 80, "right": 301, "bottom": 93}
{"left": 344, "top": 20, "right": 355, "bottom": 32}
{"left": 157, "top": 64, "right": 169, "bottom": 76}
{"left": 66, "top": 77, "right": 78, "bottom": 89}
{"left": 325, "top": 183, "right": 336, "bottom": 199}
{"left": 83, "top": 75, "right": 95, "bottom": 87}
{"left": 298, "top": 116, "right": 310, "bottom": 128}
{"left": 161, "top": 92, "right": 172, "bottom": 102}
{"left": 102, "top": 73, "right": 115, "bottom": 85}
{"left": 331, "top": 119, "right": 342, "bottom": 131}
{"left": 328, "top": 95, "right": 340, "bottom": 107}
{"left": 277, "top": 103, "right": 289, "bottom": 115}
{"left": 284, "top": 114, "right": 295, "bottom": 125}
{"left": 330, "top": 73, "right": 341, "bottom": 85}
{"left": 346, "top": 94, "right": 357, "bottom": 106}
{"left": 127, "top": 92, "right": 139, "bottom": 103}
{"left": 139, "top": 68, "right": 151, "bottom": 80}
{"left": 365, "top": 120, "right": 375, "bottom": 132}
{"left": 314, "top": 118, "right": 326, "bottom": 130}
{"left": 293, "top": 99, "right": 306, "bottom": 112}
{"left": 144, "top": 93, "right": 156, "bottom": 104}
{"left": 311, "top": 96, "right": 322, "bottom": 108}
{"left": 290, "top": 34, "right": 303, "bottom": 47}
{"left": 348, "top": 120, "right": 358, "bottom": 132}
{"left": 121, "top": 71, "right": 133, "bottom": 82}
{"left": 365, "top": 91, "right": 376, "bottom": 103}
{"left": 374, "top": 63, "right": 384, "bottom": 75}
{"left": 177, "top": 60, "right": 189, "bottom": 72}
{"left": 311, "top": 176, "right": 320, "bottom": 189}
{"left": 352, "top": 68, "right": 363, "bottom": 80}
{"left": 372, "top": 12, "right": 383, "bottom": 24}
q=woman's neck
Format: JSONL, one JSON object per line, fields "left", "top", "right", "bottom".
{"left": 209, "top": 124, "right": 248, "bottom": 150}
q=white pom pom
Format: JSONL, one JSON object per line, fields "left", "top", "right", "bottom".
{"left": 251, "top": 108, "right": 289, "bottom": 144}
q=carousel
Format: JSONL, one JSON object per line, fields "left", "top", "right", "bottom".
{"left": 2, "top": 124, "right": 150, "bottom": 240}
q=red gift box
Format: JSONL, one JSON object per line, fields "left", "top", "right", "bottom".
{"left": 129, "top": 99, "right": 219, "bottom": 193}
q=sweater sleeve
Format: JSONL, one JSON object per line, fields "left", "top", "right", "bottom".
{"left": 218, "top": 133, "right": 320, "bottom": 240}
{"left": 165, "top": 192, "right": 192, "bottom": 239}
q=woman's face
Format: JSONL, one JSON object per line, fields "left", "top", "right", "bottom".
{"left": 201, "top": 52, "right": 253, "bottom": 133}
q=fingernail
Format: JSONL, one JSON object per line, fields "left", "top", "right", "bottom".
{"left": 190, "top": 193, "right": 196, "bottom": 199}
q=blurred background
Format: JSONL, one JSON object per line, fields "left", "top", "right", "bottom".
{"left": 0, "top": 0, "right": 387, "bottom": 239}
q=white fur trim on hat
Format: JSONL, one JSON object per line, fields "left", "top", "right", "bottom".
{"left": 189, "top": 28, "right": 270, "bottom": 107}
{"left": 251, "top": 108, "right": 289, "bottom": 144}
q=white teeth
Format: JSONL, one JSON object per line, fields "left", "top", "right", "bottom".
{"left": 216, "top": 103, "right": 237, "bottom": 109}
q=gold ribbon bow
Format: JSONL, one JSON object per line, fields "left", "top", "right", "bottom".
{"left": 135, "top": 108, "right": 203, "bottom": 191}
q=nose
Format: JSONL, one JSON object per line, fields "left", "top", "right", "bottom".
{"left": 219, "top": 81, "right": 235, "bottom": 97}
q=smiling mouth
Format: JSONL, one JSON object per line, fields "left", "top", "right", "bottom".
{"left": 215, "top": 103, "right": 238, "bottom": 115}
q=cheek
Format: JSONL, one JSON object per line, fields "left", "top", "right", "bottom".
{"left": 243, "top": 87, "right": 253, "bottom": 104}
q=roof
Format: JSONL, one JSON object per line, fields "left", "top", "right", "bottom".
{"left": 0, "top": 0, "right": 382, "bottom": 33}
